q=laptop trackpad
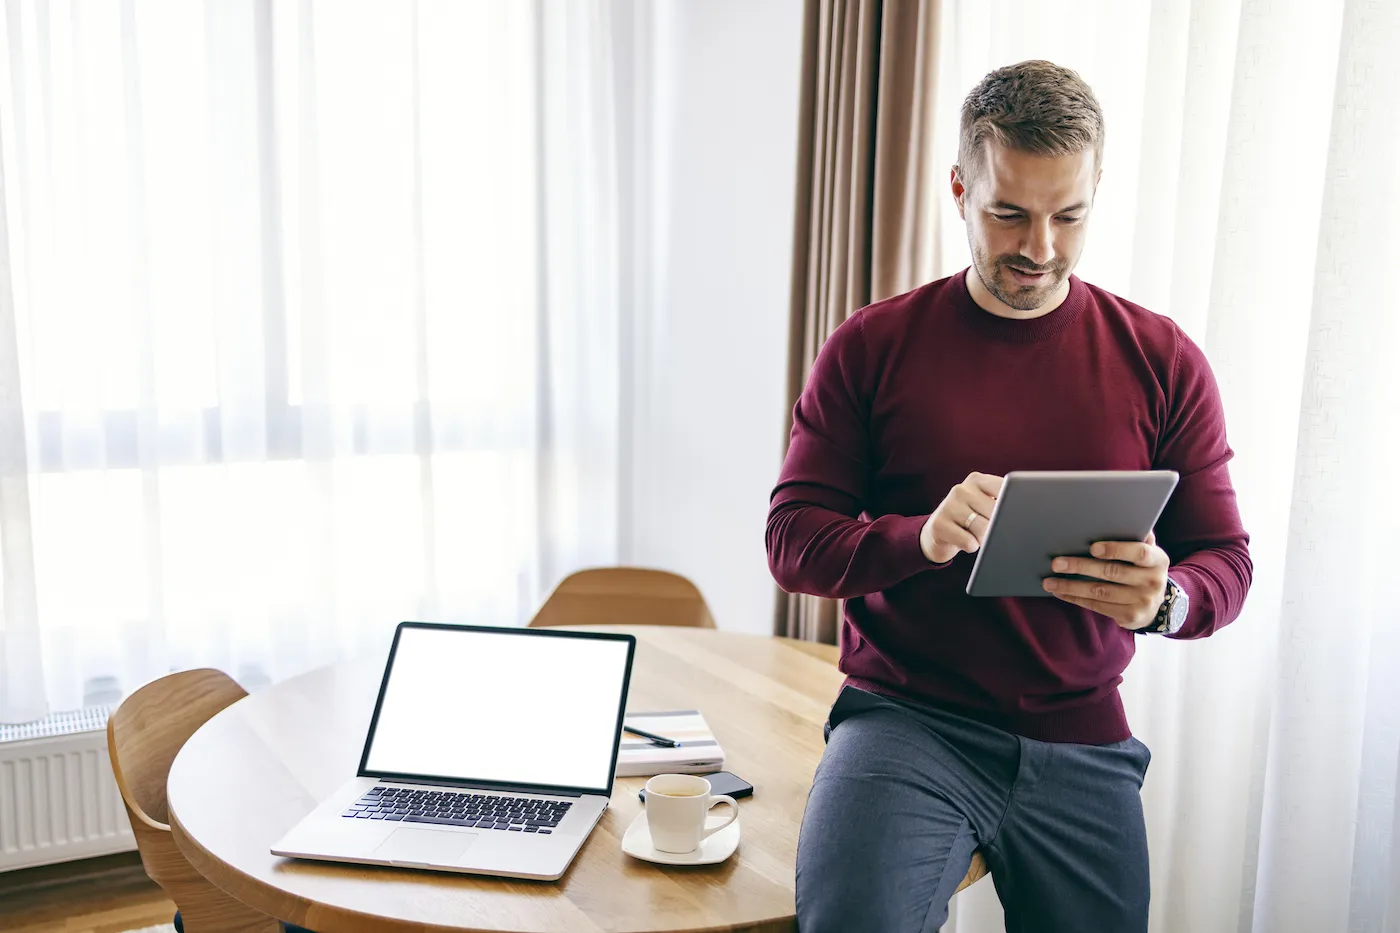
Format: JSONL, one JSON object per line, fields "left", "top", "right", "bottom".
{"left": 374, "top": 828, "right": 476, "bottom": 865}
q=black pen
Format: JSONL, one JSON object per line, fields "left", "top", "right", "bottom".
{"left": 623, "top": 724, "right": 680, "bottom": 747}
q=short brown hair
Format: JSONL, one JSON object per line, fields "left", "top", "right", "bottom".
{"left": 957, "top": 60, "right": 1104, "bottom": 183}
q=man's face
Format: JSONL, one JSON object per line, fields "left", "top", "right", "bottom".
{"left": 953, "top": 142, "right": 1099, "bottom": 312}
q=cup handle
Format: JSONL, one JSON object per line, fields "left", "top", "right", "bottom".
{"left": 699, "top": 794, "right": 739, "bottom": 840}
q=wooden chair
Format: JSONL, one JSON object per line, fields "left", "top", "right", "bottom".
{"left": 107, "top": 668, "right": 281, "bottom": 933}
{"left": 529, "top": 567, "right": 717, "bottom": 629}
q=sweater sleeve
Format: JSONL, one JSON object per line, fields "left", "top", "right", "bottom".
{"left": 1154, "top": 331, "right": 1254, "bottom": 639}
{"left": 766, "top": 314, "right": 934, "bottom": 600}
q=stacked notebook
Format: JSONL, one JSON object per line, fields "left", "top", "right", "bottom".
{"left": 614, "top": 709, "right": 725, "bottom": 777}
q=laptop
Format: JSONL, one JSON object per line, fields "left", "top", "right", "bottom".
{"left": 271, "top": 621, "right": 636, "bottom": 881}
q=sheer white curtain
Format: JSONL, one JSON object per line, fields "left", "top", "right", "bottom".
{"left": 929, "top": 2, "right": 1400, "bottom": 932}
{"left": 0, "top": 0, "right": 627, "bottom": 723}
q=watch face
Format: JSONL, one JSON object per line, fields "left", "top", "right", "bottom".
{"left": 1169, "top": 586, "right": 1189, "bottom": 627}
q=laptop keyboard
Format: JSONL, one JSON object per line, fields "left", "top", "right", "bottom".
{"left": 341, "top": 785, "right": 573, "bottom": 834}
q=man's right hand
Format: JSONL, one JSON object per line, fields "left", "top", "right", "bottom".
{"left": 919, "top": 472, "right": 1004, "bottom": 564}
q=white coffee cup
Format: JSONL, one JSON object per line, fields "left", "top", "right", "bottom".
{"left": 642, "top": 773, "right": 739, "bottom": 853}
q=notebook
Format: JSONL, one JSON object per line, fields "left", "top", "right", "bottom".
{"left": 615, "top": 710, "right": 725, "bottom": 777}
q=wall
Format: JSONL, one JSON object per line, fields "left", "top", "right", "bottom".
{"left": 626, "top": 0, "right": 804, "bottom": 635}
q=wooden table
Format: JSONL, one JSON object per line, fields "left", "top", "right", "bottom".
{"left": 167, "top": 626, "right": 844, "bottom": 933}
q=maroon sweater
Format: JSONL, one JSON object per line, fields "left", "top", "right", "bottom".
{"left": 767, "top": 270, "right": 1252, "bottom": 744}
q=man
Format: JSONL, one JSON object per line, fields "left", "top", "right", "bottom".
{"left": 767, "top": 60, "right": 1252, "bottom": 932}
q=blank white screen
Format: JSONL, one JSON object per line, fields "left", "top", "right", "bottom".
{"left": 362, "top": 626, "right": 631, "bottom": 791}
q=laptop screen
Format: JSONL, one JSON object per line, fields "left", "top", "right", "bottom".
{"left": 358, "top": 623, "right": 635, "bottom": 795}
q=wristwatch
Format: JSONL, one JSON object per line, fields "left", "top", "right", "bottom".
{"left": 1138, "top": 577, "right": 1188, "bottom": 635}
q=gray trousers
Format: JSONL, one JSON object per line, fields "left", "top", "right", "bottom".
{"left": 795, "top": 687, "right": 1152, "bottom": 933}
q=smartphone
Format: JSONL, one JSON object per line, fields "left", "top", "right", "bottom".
{"left": 639, "top": 770, "right": 753, "bottom": 803}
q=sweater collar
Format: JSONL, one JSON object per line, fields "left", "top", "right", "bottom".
{"left": 952, "top": 267, "right": 1088, "bottom": 344}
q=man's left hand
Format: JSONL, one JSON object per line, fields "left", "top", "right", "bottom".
{"left": 1042, "top": 531, "right": 1169, "bottom": 631}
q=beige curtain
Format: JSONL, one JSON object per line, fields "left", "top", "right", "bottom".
{"left": 776, "top": 0, "right": 942, "bottom": 643}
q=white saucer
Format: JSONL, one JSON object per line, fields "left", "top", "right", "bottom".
{"left": 621, "top": 811, "right": 740, "bottom": 866}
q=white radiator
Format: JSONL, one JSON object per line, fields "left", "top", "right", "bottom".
{"left": 0, "top": 706, "right": 136, "bottom": 872}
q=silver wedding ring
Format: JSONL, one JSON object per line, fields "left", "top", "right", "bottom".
{"left": 963, "top": 510, "right": 978, "bottom": 530}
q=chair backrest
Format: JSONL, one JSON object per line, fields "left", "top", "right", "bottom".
{"left": 107, "top": 668, "right": 248, "bottom": 829}
{"left": 529, "top": 567, "right": 717, "bottom": 629}
{"left": 106, "top": 668, "right": 282, "bottom": 932}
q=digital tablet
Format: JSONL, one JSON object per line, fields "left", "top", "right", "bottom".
{"left": 964, "top": 470, "right": 1179, "bottom": 598}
